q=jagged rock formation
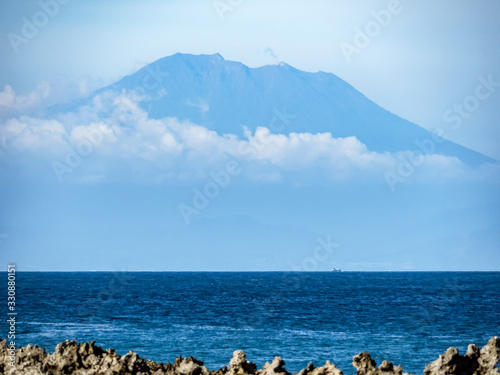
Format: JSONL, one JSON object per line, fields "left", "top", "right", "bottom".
{"left": 0, "top": 337, "right": 498, "bottom": 375}
{"left": 352, "top": 352, "right": 410, "bottom": 375}
{"left": 296, "top": 360, "right": 342, "bottom": 375}
{"left": 228, "top": 350, "right": 257, "bottom": 375}
{"left": 424, "top": 337, "right": 500, "bottom": 375}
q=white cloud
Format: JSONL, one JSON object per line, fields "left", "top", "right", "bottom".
{"left": 161, "top": 133, "right": 183, "bottom": 153}
{"left": 186, "top": 98, "right": 209, "bottom": 113}
{"left": 0, "top": 79, "right": 108, "bottom": 121}
{"left": 1, "top": 90, "right": 496, "bottom": 185}
{"left": 239, "top": 127, "right": 391, "bottom": 169}
{"left": 0, "top": 116, "right": 66, "bottom": 151}
{"left": 0, "top": 82, "right": 50, "bottom": 113}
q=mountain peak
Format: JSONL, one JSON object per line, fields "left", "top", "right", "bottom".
{"left": 151, "top": 53, "right": 226, "bottom": 70}
{"left": 101, "top": 53, "right": 493, "bottom": 166}
{"left": 169, "top": 52, "right": 224, "bottom": 61}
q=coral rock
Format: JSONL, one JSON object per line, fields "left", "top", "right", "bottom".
{"left": 229, "top": 350, "right": 257, "bottom": 375}
{"left": 259, "top": 356, "right": 290, "bottom": 375}
{"left": 424, "top": 337, "right": 499, "bottom": 375}
{"left": 0, "top": 337, "right": 498, "bottom": 375}
{"left": 353, "top": 352, "right": 411, "bottom": 375}
{"left": 297, "top": 360, "right": 343, "bottom": 375}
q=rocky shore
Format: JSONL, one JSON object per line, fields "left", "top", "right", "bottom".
{"left": 0, "top": 337, "right": 498, "bottom": 375}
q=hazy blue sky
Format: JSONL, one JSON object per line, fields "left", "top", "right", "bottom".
{"left": 0, "top": 0, "right": 499, "bottom": 271}
{"left": 1, "top": 0, "right": 499, "bottom": 159}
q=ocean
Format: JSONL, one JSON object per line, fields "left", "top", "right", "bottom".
{"left": 3, "top": 272, "right": 500, "bottom": 374}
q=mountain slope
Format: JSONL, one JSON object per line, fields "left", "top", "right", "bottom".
{"left": 97, "top": 53, "right": 493, "bottom": 165}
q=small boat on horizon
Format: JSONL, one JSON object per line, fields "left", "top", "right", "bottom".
{"left": 331, "top": 267, "right": 343, "bottom": 272}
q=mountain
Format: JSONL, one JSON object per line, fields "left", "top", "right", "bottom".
{"left": 89, "top": 53, "right": 492, "bottom": 165}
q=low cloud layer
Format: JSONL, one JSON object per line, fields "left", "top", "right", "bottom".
{"left": 0, "top": 90, "right": 498, "bottom": 187}
{"left": 0, "top": 82, "right": 51, "bottom": 113}
{"left": 0, "top": 80, "right": 101, "bottom": 119}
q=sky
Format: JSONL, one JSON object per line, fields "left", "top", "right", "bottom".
{"left": 1, "top": 0, "right": 499, "bottom": 159}
{"left": 0, "top": 0, "right": 499, "bottom": 271}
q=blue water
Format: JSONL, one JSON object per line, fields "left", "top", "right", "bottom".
{"left": 2, "top": 272, "right": 499, "bottom": 374}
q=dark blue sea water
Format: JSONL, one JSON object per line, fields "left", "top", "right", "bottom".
{"left": 2, "top": 272, "right": 499, "bottom": 374}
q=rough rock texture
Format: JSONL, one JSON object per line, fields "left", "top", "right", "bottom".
{"left": 228, "top": 350, "right": 256, "bottom": 375}
{"left": 424, "top": 337, "right": 500, "bottom": 375}
{"left": 296, "top": 360, "right": 342, "bottom": 375}
{"left": 353, "top": 352, "right": 409, "bottom": 375}
{"left": 0, "top": 337, "right": 498, "bottom": 375}
{"left": 260, "top": 356, "right": 291, "bottom": 375}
